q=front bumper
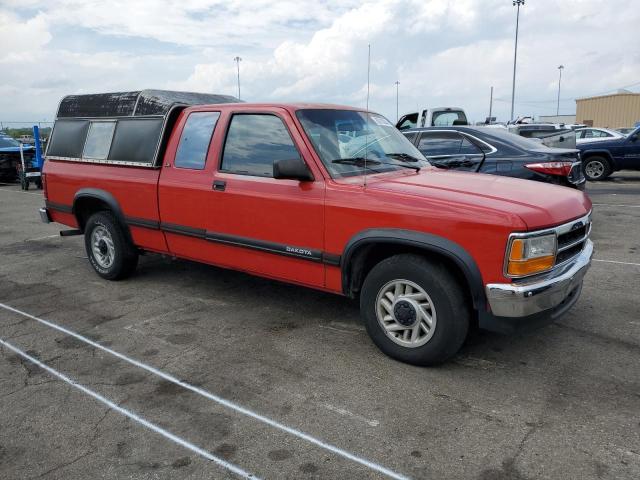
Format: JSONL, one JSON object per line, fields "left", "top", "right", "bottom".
{"left": 485, "top": 239, "right": 593, "bottom": 318}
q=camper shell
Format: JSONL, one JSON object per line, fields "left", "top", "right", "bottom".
{"left": 45, "top": 89, "right": 239, "bottom": 167}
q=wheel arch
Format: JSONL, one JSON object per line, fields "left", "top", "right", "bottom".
{"left": 341, "top": 229, "right": 485, "bottom": 311}
{"left": 73, "top": 188, "right": 132, "bottom": 242}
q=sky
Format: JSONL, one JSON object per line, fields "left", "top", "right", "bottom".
{"left": 1, "top": 0, "right": 639, "bottom": 127}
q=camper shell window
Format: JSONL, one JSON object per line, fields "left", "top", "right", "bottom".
{"left": 46, "top": 89, "right": 239, "bottom": 167}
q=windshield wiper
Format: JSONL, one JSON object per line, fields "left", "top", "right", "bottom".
{"left": 386, "top": 152, "right": 421, "bottom": 163}
{"left": 331, "top": 157, "right": 383, "bottom": 173}
{"left": 331, "top": 157, "right": 420, "bottom": 172}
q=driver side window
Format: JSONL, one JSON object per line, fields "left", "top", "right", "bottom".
{"left": 221, "top": 114, "right": 300, "bottom": 177}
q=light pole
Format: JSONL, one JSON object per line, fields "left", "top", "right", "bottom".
{"left": 233, "top": 56, "right": 242, "bottom": 100}
{"left": 510, "top": 0, "right": 525, "bottom": 123}
{"left": 394, "top": 81, "right": 400, "bottom": 122}
{"left": 556, "top": 65, "right": 564, "bottom": 116}
{"left": 489, "top": 86, "right": 494, "bottom": 124}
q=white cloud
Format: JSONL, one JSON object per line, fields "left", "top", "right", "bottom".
{"left": 0, "top": 11, "right": 51, "bottom": 62}
{"left": 1, "top": 0, "right": 639, "bottom": 124}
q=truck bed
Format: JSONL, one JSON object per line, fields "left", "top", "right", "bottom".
{"left": 44, "top": 160, "right": 167, "bottom": 253}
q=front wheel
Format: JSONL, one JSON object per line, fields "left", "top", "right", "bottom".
{"left": 360, "top": 254, "right": 470, "bottom": 366}
{"left": 583, "top": 156, "right": 612, "bottom": 181}
{"left": 84, "top": 211, "right": 138, "bottom": 280}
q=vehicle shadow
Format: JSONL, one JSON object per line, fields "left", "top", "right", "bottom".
{"left": 134, "top": 253, "right": 530, "bottom": 365}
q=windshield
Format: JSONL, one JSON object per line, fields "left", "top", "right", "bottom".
{"left": 0, "top": 136, "right": 20, "bottom": 148}
{"left": 296, "top": 109, "right": 429, "bottom": 178}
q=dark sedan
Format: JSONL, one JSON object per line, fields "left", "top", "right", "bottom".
{"left": 402, "top": 126, "right": 585, "bottom": 189}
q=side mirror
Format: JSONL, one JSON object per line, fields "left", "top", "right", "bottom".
{"left": 630, "top": 134, "right": 638, "bottom": 142}
{"left": 273, "top": 158, "right": 314, "bottom": 181}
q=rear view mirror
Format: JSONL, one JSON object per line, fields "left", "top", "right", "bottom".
{"left": 273, "top": 158, "right": 314, "bottom": 181}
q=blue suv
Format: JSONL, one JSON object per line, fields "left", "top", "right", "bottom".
{"left": 578, "top": 126, "right": 640, "bottom": 180}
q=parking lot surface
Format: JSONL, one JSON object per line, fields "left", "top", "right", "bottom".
{"left": 1, "top": 174, "right": 639, "bottom": 480}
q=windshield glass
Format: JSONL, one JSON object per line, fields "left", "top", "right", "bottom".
{"left": 0, "top": 136, "right": 20, "bottom": 148}
{"left": 296, "top": 109, "right": 429, "bottom": 178}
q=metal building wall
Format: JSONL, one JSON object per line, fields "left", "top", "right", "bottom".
{"left": 575, "top": 93, "right": 640, "bottom": 128}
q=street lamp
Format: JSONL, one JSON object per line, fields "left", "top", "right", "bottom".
{"left": 233, "top": 56, "right": 242, "bottom": 100}
{"left": 510, "top": 0, "right": 525, "bottom": 123}
{"left": 394, "top": 81, "right": 400, "bottom": 122}
{"left": 556, "top": 65, "right": 564, "bottom": 116}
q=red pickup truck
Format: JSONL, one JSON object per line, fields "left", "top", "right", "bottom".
{"left": 40, "top": 90, "right": 593, "bottom": 365}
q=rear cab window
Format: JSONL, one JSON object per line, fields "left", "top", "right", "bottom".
{"left": 221, "top": 114, "right": 300, "bottom": 177}
{"left": 174, "top": 111, "right": 221, "bottom": 169}
{"left": 431, "top": 111, "right": 468, "bottom": 127}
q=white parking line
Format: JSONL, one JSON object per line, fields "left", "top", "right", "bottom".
{"left": 0, "top": 302, "right": 410, "bottom": 480}
{"left": 26, "top": 234, "right": 59, "bottom": 242}
{"left": 593, "top": 259, "right": 640, "bottom": 267}
{"left": 0, "top": 338, "right": 258, "bottom": 480}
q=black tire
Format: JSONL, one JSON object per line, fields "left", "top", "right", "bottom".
{"left": 360, "top": 254, "right": 470, "bottom": 366}
{"left": 84, "top": 211, "right": 138, "bottom": 280}
{"left": 583, "top": 156, "right": 612, "bottom": 181}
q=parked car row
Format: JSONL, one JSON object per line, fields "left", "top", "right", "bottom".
{"left": 394, "top": 107, "right": 640, "bottom": 183}
{"left": 401, "top": 126, "right": 585, "bottom": 189}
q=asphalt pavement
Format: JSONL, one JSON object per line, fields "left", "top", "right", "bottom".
{"left": 0, "top": 173, "right": 639, "bottom": 480}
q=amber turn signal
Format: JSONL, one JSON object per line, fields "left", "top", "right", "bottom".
{"left": 507, "top": 255, "right": 555, "bottom": 276}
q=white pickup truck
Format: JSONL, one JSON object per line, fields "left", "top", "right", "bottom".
{"left": 396, "top": 107, "right": 468, "bottom": 130}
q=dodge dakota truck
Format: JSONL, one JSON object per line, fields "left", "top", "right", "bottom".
{"left": 40, "top": 89, "right": 594, "bottom": 365}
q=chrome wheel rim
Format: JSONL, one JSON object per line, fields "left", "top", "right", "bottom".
{"left": 585, "top": 160, "right": 605, "bottom": 179}
{"left": 91, "top": 225, "right": 115, "bottom": 269}
{"left": 375, "top": 279, "right": 437, "bottom": 348}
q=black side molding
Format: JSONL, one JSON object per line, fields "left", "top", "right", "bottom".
{"left": 341, "top": 228, "right": 486, "bottom": 310}
{"left": 45, "top": 201, "right": 73, "bottom": 214}
{"left": 126, "top": 216, "right": 160, "bottom": 230}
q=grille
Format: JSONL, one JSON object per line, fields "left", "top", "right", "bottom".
{"left": 555, "top": 215, "right": 591, "bottom": 267}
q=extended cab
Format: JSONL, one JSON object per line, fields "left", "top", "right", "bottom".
{"left": 40, "top": 90, "right": 594, "bottom": 365}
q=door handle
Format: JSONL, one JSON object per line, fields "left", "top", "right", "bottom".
{"left": 212, "top": 180, "right": 226, "bottom": 191}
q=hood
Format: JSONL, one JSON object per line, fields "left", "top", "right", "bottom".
{"left": 367, "top": 169, "right": 591, "bottom": 230}
{"left": 578, "top": 137, "right": 626, "bottom": 149}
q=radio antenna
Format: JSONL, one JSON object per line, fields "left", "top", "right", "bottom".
{"left": 364, "top": 43, "right": 371, "bottom": 188}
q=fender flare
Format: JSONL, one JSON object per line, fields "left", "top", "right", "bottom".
{"left": 341, "top": 228, "right": 486, "bottom": 310}
{"left": 73, "top": 188, "right": 132, "bottom": 241}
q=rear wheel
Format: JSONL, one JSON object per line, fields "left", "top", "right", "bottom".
{"left": 583, "top": 156, "right": 612, "bottom": 181}
{"left": 360, "top": 254, "right": 470, "bottom": 366}
{"left": 84, "top": 211, "right": 138, "bottom": 280}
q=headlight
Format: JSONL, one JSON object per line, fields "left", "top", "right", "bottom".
{"left": 506, "top": 233, "right": 557, "bottom": 277}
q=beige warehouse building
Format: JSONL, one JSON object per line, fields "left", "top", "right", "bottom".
{"left": 576, "top": 91, "right": 640, "bottom": 128}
